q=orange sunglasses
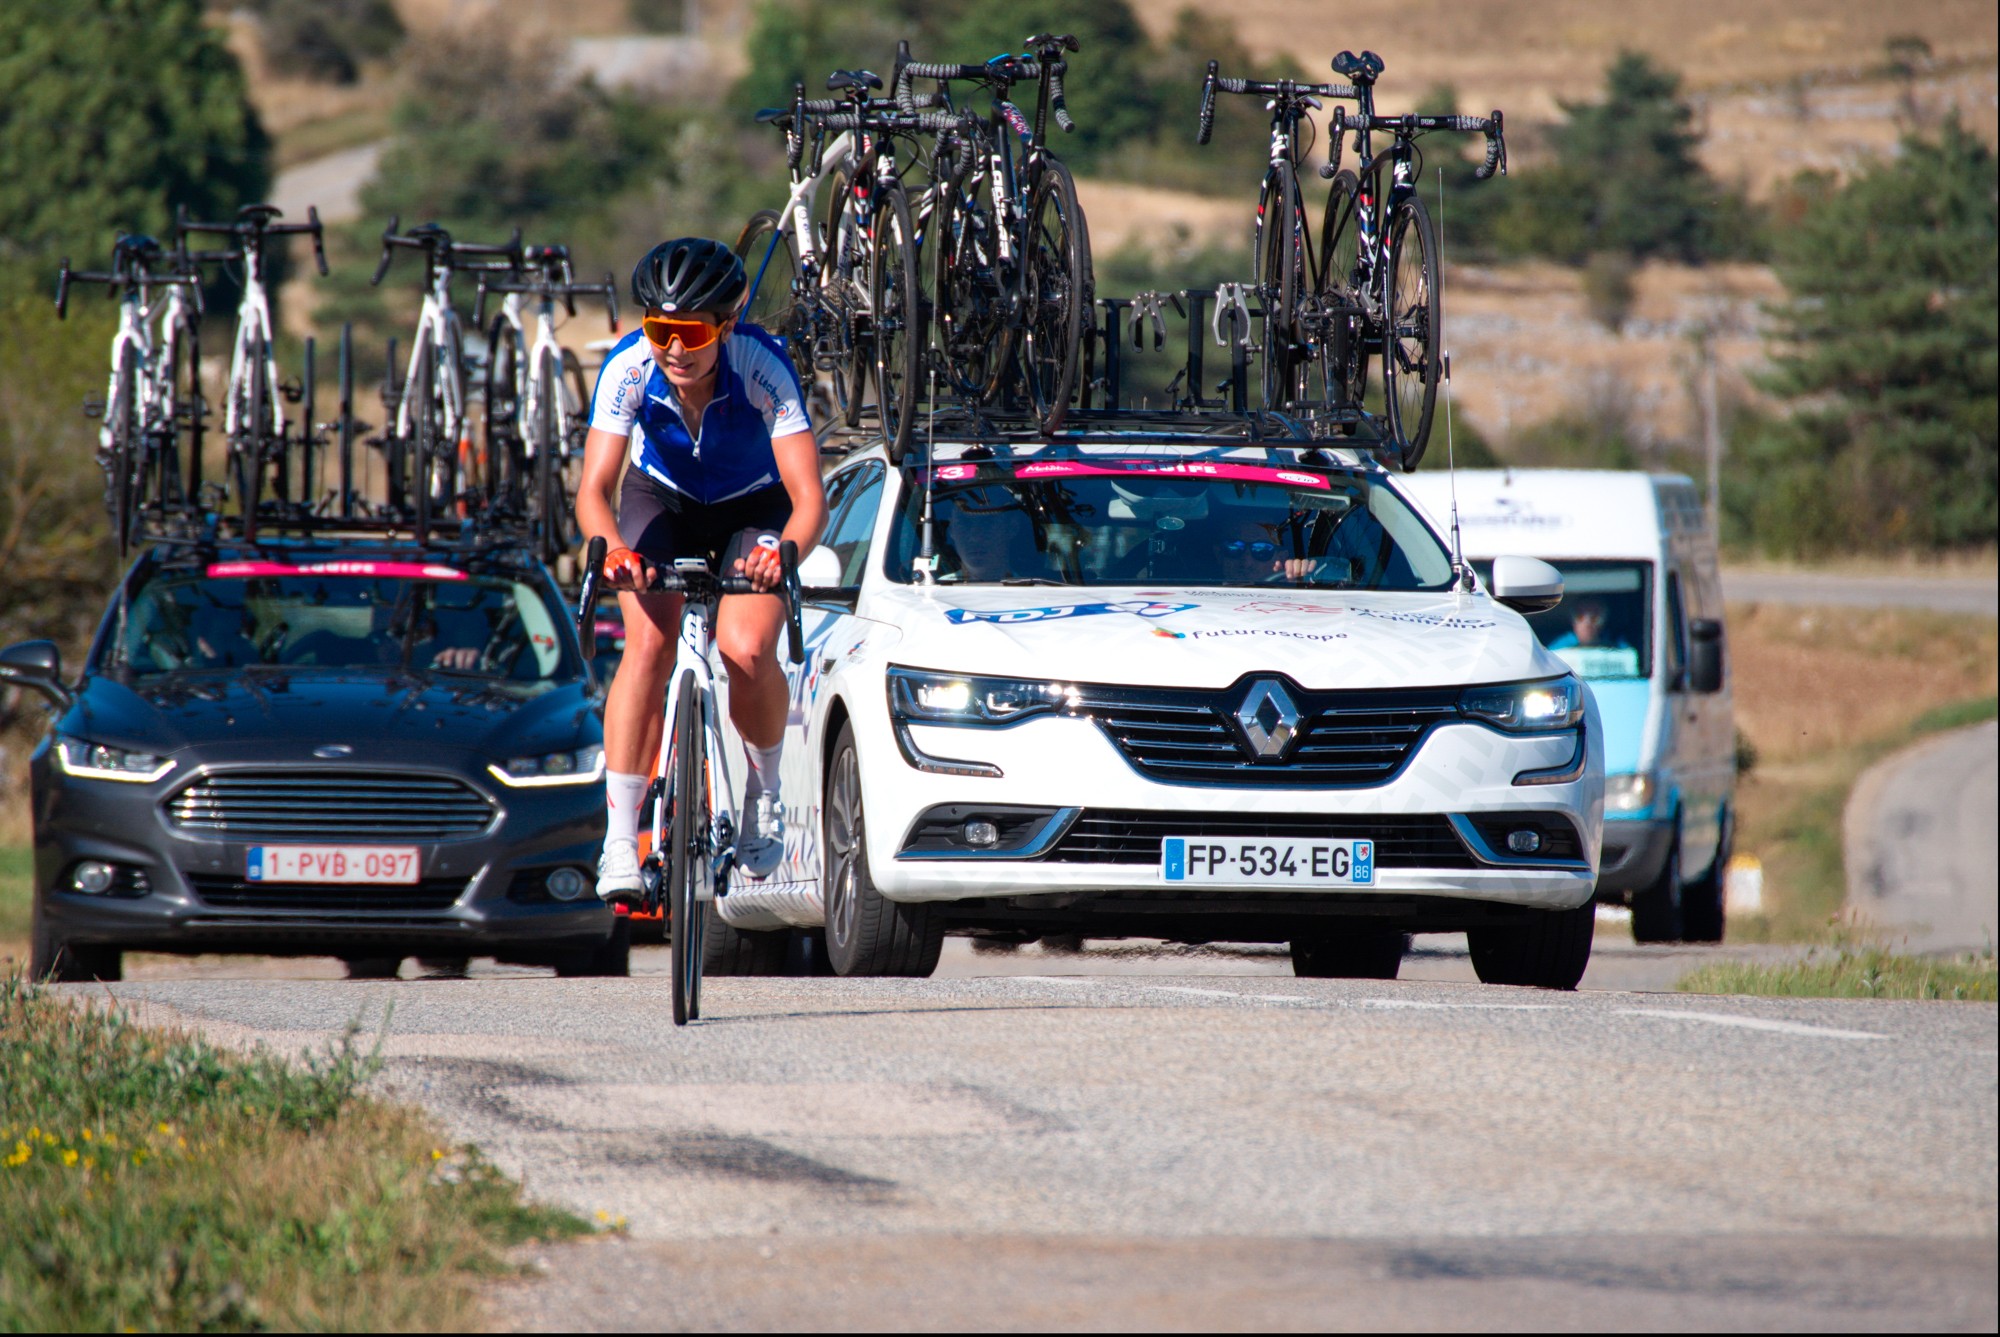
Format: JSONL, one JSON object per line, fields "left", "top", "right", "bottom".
{"left": 642, "top": 312, "right": 724, "bottom": 352}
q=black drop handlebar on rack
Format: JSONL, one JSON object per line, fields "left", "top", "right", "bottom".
{"left": 892, "top": 33, "right": 1078, "bottom": 133}
{"left": 576, "top": 535, "right": 805, "bottom": 665}
{"left": 175, "top": 203, "right": 329, "bottom": 276}
{"left": 1196, "top": 60, "right": 1360, "bottom": 145}
{"left": 55, "top": 234, "right": 203, "bottom": 319}
{"left": 471, "top": 243, "right": 620, "bottom": 330}
{"left": 1342, "top": 109, "right": 1508, "bottom": 179}
{"left": 369, "top": 215, "right": 523, "bottom": 286}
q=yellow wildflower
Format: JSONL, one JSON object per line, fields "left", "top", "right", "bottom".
{"left": 61, "top": 1149, "right": 78, "bottom": 1167}
{"left": 80, "top": 1128, "right": 92, "bottom": 1142}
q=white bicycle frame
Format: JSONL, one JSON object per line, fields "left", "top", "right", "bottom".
{"left": 493, "top": 288, "right": 577, "bottom": 467}
{"left": 220, "top": 237, "right": 286, "bottom": 443}
{"left": 649, "top": 574, "right": 740, "bottom": 905}
{"left": 101, "top": 275, "right": 196, "bottom": 461}
{"left": 394, "top": 268, "right": 467, "bottom": 492}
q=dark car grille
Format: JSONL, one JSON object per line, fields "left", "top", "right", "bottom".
{"left": 188, "top": 873, "right": 468, "bottom": 912}
{"left": 1047, "top": 810, "right": 1474, "bottom": 868}
{"left": 1074, "top": 682, "right": 1460, "bottom": 787}
{"left": 165, "top": 770, "right": 495, "bottom": 842}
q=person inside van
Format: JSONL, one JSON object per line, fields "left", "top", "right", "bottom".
{"left": 1548, "top": 597, "right": 1630, "bottom": 652}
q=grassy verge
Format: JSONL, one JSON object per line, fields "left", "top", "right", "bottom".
{"left": 0, "top": 977, "right": 589, "bottom": 1330}
{"left": 1, "top": 844, "right": 30, "bottom": 964}
{"left": 1678, "top": 948, "right": 1998, "bottom": 1001}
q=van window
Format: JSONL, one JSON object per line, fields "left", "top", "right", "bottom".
{"left": 1664, "top": 571, "right": 1689, "bottom": 685}
{"left": 1474, "top": 559, "right": 1651, "bottom": 680}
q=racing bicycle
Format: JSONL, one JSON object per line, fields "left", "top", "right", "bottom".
{"left": 576, "top": 535, "right": 806, "bottom": 1025}
{"left": 370, "top": 217, "right": 520, "bottom": 538}
{"left": 475, "top": 245, "right": 619, "bottom": 569}
{"left": 895, "top": 34, "right": 1092, "bottom": 434}
{"left": 56, "top": 234, "right": 205, "bottom": 554}
{"left": 175, "top": 204, "right": 329, "bottom": 539}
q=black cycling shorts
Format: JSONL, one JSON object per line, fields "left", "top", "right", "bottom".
{"left": 616, "top": 469, "right": 793, "bottom": 568}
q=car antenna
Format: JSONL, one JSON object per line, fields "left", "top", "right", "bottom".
{"left": 1437, "top": 163, "right": 1473, "bottom": 594}
{"left": 913, "top": 366, "right": 940, "bottom": 585}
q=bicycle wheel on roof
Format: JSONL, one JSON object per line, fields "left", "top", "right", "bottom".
{"left": 1381, "top": 194, "right": 1441, "bottom": 470}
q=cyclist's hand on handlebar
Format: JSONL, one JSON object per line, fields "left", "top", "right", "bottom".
{"left": 601, "top": 546, "right": 655, "bottom": 591}
{"left": 734, "top": 537, "right": 785, "bottom": 593}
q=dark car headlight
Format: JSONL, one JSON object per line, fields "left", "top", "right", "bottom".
{"left": 54, "top": 736, "right": 177, "bottom": 783}
{"left": 888, "top": 668, "right": 1077, "bottom": 726}
{"left": 487, "top": 745, "right": 605, "bottom": 788}
{"left": 1458, "top": 676, "right": 1584, "bottom": 733}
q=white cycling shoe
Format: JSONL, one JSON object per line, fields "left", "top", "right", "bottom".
{"left": 735, "top": 792, "right": 785, "bottom": 880}
{"left": 596, "top": 840, "right": 644, "bottom": 906}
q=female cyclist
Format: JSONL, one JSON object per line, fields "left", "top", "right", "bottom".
{"left": 575, "top": 238, "right": 826, "bottom": 899}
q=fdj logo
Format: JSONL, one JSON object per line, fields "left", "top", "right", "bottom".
{"left": 947, "top": 600, "right": 1196, "bottom": 625}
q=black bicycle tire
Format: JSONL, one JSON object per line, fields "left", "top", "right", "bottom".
{"left": 107, "top": 353, "right": 138, "bottom": 555}
{"left": 1381, "top": 194, "right": 1442, "bottom": 470}
{"left": 554, "top": 348, "right": 589, "bottom": 566}
{"left": 733, "top": 209, "right": 813, "bottom": 388}
{"left": 337, "top": 324, "right": 354, "bottom": 517}
{"left": 932, "top": 171, "right": 1012, "bottom": 402}
{"left": 1258, "top": 158, "right": 1305, "bottom": 410}
{"left": 534, "top": 348, "right": 563, "bottom": 566}
{"left": 870, "top": 179, "right": 922, "bottom": 462}
{"left": 185, "top": 327, "right": 205, "bottom": 504}
{"left": 1020, "top": 157, "right": 1087, "bottom": 433}
{"left": 669, "top": 668, "right": 705, "bottom": 1026}
{"left": 238, "top": 336, "right": 268, "bottom": 542}
{"left": 822, "top": 164, "right": 869, "bottom": 429}
{"left": 161, "top": 324, "right": 195, "bottom": 512}
{"left": 484, "top": 317, "right": 523, "bottom": 513}
{"left": 409, "top": 330, "right": 435, "bottom": 538}
{"left": 441, "top": 322, "right": 467, "bottom": 519}
{"left": 1316, "top": 168, "right": 1369, "bottom": 415}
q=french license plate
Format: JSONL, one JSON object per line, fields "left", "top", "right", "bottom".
{"left": 1161, "top": 837, "right": 1374, "bottom": 886}
{"left": 247, "top": 846, "right": 420, "bottom": 884}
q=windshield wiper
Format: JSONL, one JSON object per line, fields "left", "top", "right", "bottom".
{"left": 998, "top": 576, "right": 1075, "bottom": 586}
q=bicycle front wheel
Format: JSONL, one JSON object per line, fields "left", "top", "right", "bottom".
{"left": 822, "top": 165, "right": 870, "bottom": 429}
{"left": 668, "top": 669, "right": 708, "bottom": 1025}
{"left": 734, "top": 209, "right": 812, "bottom": 387}
{"left": 105, "top": 354, "right": 139, "bottom": 555}
{"left": 407, "top": 332, "right": 439, "bottom": 537}
{"left": 1257, "top": 159, "right": 1307, "bottom": 410}
{"left": 235, "top": 335, "right": 270, "bottom": 542}
{"left": 484, "top": 317, "right": 523, "bottom": 513}
{"left": 869, "top": 180, "right": 922, "bottom": 463}
{"left": 1020, "top": 158, "right": 1088, "bottom": 434}
{"left": 1381, "top": 195, "right": 1441, "bottom": 470}
{"left": 1316, "top": 169, "right": 1370, "bottom": 417}
{"left": 932, "top": 178, "right": 1011, "bottom": 403}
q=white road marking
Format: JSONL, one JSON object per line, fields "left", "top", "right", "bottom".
{"left": 1364, "top": 999, "right": 1559, "bottom": 1011}
{"left": 1614, "top": 1008, "right": 1890, "bottom": 1041}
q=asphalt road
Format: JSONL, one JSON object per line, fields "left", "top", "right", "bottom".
{"left": 76, "top": 946, "right": 1997, "bottom": 1331}
{"left": 1846, "top": 721, "right": 2000, "bottom": 953}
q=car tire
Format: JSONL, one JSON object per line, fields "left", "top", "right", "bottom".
{"left": 555, "top": 917, "right": 631, "bottom": 977}
{"left": 823, "top": 722, "right": 943, "bottom": 978}
{"left": 701, "top": 907, "right": 791, "bottom": 976}
{"left": 1291, "top": 928, "right": 1407, "bottom": 979}
{"left": 1679, "top": 816, "right": 1730, "bottom": 945}
{"left": 1631, "top": 831, "right": 1684, "bottom": 944}
{"left": 1467, "top": 902, "right": 1595, "bottom": 990}
{"left": 341, "top": 956, "right": 403, "bottom": 980}
{"left": 30, "top": 903, "right": 121, "bottom": 983}
{"left": 416, "top": 955, "right": 471, "bottom": 975}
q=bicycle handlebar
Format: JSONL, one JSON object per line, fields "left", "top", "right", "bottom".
{"left": 893, "top": 37, "right": 1076, "bottom": 132}
{"left": 55, "top": 244, "right": 203, "bottom": 319}
{"left": 1346, "top": 109, "right": 1508, "bottom": 178}
{"left": 475, "top": 271, "right": 619, "bottom": 330}
{"left": 176, "top": 203, "right": 329, "bottom": 275}
{"left": 372, "top": 216, "right": 525, "bottom": 285}
{"left": 577, "top": 535, "right": 804, "bottom": 664}
{"left": 1199, "top": 61, "right": 1361, "bottom": 144}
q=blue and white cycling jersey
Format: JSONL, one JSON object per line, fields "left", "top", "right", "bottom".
{"left": 588, "top": 324, "right": 811, "bottom": 505}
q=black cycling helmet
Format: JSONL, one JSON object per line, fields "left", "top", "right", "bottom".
{"left": 630, "top": 237, "right": 746, "bottom": 315}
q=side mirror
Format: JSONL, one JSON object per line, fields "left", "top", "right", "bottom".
{"left": 0, "top": 639, "right": 73, "bottom": 710}
{"left": 1489, "top": 556, "right": 1563, "bottom": 615}
{"left": 797, "top": 544, "right": 843, "bottom": 592}
{"left": 1688, "top": 618, "right": 1725, "bottom": 694}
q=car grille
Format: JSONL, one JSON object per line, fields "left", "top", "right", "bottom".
{"left": 187, "top": 874, "right": 469, "bottom": 912}
{"left": 1047, "top": 810, "right": 1474, "bottom": 868}
{"left": 1073, "top": 683, "right": 1460, "bottom": 787}
{"left": 164, "top": 770, "right": 495, "bottom": 842}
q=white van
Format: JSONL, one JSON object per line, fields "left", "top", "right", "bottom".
{"left": 1403, "top": 470, "right": 1734, "bottom": 942}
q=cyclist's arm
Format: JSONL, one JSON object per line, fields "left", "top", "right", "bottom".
{"left": 577, "top": 341, "right": 655, "bottom": 589}
{"left": 736, "top": 429, "right": 826, "bottom": 591}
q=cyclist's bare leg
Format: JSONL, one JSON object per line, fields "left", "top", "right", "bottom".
{"left": 603, "top": 589, "right": 683, "bottom": 774}
{"left": 715, "top": 592, "right": 787, "bottom": 750}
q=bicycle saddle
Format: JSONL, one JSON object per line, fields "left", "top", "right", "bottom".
{"left": 115, "top": 233, "right": 163, "bottom": 257}
{"left": 753, "top": 106, "right": 792, "bottom": 123}
{"left": 236, "top": 203, "right": 284, "bottom": 225}
{"left": 409, "top": 222, "right": 451, "bottom": 241}
{"left": 1331, "top": 50, "right": 1384, "bottom": 80}
{"left": 826, "top": 69, "right": 883, "bottom": 92}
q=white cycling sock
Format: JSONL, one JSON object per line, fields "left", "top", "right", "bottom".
{"left": 604, "top": 771, "right": 646, "bottom": 848}
{"left": 743, "top": 742, "right": 783, "bottom": 800}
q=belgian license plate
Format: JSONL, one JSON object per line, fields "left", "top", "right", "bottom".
{"left": 1161, "top": 837, "right": 1374, "bottom": 886}
{"left": 247, "top": 846, "right": 420, "bottom": 884}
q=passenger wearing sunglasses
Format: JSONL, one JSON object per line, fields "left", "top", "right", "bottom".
{"left": 575, "top": 238, "right": 827, "bottom": 899}
{"left": 1215, "top": 517, "right": 1347, "bottom": 586}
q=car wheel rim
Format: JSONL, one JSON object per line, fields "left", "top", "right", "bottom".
{"left": 828, "top": 750, "right": 860, "bottom": 949}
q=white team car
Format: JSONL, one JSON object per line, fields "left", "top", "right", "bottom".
{"left": 712, "top": 436, "right": 1604, "bottom": 988}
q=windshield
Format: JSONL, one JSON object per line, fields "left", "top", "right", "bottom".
{"left": 1475, "top": 559, "right": 1653, "bottom": 680}
{"left": 885, "top": 459, "right": 1455, "bottom": 590}
{"left": 105, "top": 563, "right": 579, "bottom": 684}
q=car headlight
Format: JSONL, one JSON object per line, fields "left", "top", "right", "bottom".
{"left": 888, "top": 668, "right": 1077, "bottom": 726}
{"left": 1605, "top": 772, "right": 1656, "bottom": 813}
{"left": 54, "top": 736, "right": 176, "bottom": 783}
{"left": 487, "top": 745, "right": 605, "bottom": 788}
{"left": 1459, "top": 676, "right": 1584, "bottom": 732}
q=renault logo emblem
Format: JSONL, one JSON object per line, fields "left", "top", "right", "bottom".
{"left": 1234, "top": 680, "right": 1300, "bottom": 761}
